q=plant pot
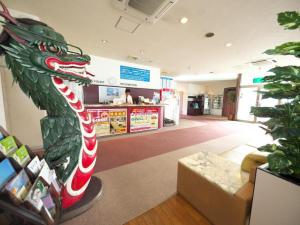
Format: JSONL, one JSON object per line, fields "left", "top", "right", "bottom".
{"left": 249, "top": 164, "right": 300, "bottom": 225}
{"left": 228, "top": 114, "right": 234, "bottom": 120}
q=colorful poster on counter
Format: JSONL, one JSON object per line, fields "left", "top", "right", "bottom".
{"left": 88, "top": 109, "right": 110, "bottom": 136}
{"left": 109, "top": 109, "right": 127, "bottom": 134}
{"left": 130, "top": 108, "right": 159, "bottom": 133}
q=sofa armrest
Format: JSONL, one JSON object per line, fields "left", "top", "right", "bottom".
{"left": 248, "top": 166, "right": 257, "bottom": 184}
{"left": 235, "top": 182, "right": 254, "bottom": 202}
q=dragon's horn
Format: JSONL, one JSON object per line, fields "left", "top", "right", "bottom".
{"left": 0, "top": 1, "right": 18, "bottom": 25}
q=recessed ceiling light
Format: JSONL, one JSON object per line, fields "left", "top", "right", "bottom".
{"left": 180, "top": 17, "right": 188, "bottom": 24}
{"left": 226, "top": 43, "right": 232, "bottom": 47}
{"left": 101, "top": 40, "right": 108, "bottom": 44}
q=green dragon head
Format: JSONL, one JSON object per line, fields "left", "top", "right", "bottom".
{"left": 0, "top": 1, "right": 94, "bottom": 85}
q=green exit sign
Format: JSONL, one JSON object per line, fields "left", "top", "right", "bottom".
{"left": 253, "top": 77, "right": 264, "bottom": 84}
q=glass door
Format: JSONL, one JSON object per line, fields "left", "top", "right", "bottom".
{"left": 237, "top": 87, "right": 258, "bottom": 122}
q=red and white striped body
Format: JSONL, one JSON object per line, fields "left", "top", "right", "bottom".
{"left": 52, "top": 77, "right": 98, "bottom": 209}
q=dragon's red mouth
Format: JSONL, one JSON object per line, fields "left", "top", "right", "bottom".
{"left": 45, "top": 57, "right": 94, "bottom": 79}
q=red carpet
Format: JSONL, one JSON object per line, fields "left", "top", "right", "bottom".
{"left": 95, "top": 120, "right": 252, "bottom": 172}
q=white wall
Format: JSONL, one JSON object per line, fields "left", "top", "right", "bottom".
{"left": 187, "top": 83, "right": 206, "bottom": 96}
{"left": 0, "top": 66, "right": 46, "bottom": 147}
{"left": 205, "top": 80, "right": 236, "bottom": 95}
{"left": 0, "top": 68, "right": 6, "bottom": 129}
{"left": 90, "top": 55, "right": 161, "bottom": 89}
{"left": 176, "top": 82, "right": 206, "bottom": 115}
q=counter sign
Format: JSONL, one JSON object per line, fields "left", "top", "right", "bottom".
{"left": 120, "top": 65, "right": 150, "bottom": 82}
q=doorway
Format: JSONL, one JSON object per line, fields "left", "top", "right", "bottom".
{"left": 236, "top": 86, "right": 280, "bottom": 122}
{"left": 236, "top": 87, "right": 258, "bottom": 122}
{"left": 222, "top": 87, "right": 237, "bottom": 119}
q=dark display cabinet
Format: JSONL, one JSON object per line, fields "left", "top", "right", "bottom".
{"left": 187, "top": 95, "right": 204, "bottom": 116}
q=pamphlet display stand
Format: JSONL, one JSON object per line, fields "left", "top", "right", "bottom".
{"left": 0, "top": 126, "right": 103, "bottom": 225}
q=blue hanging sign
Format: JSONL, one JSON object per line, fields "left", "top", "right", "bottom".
{"left": 120, "top": 65, "right": 150, "bottom": 82}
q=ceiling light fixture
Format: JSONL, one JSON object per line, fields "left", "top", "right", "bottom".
{"left": 101, "top": 40, "right": 108, "bottom": 44}
{"left": 127, "top": 55, "right": 138, "bottom": 61}
{"left": 205, "top": 32, "right": 215, "bottom": 38}
{"left": 140, "top": 50, "right": 144, "bottom": 54}
{"left": 226, "top": 43, "right": 232, "bottom": 47}
{"left": 180, "top": 17, "right": 188, "bottom": 24}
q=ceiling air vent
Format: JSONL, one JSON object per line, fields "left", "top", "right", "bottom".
{"left": 112, "top": 0, "right": 178, "bottom": 24}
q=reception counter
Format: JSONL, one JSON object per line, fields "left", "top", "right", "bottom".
{"left": 85, "top": 104, "right": 164, "bottom": 136}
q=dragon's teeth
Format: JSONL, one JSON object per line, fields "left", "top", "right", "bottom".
{"left": 54, "top": 63, "right": 59, "bottom": 71}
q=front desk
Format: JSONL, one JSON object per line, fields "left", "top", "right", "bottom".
{"left": 85, "top": 104, "right": 164, "bottom": 137}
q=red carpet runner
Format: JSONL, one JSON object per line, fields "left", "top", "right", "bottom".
{"left": 95, "top": 120, "right": 252, "bottom": 172}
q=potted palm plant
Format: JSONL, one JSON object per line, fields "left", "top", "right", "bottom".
{"left": 249, "top": 11, "right": 300, "bottom": 225}
{"left": 226, "top": 90, "right": 236, "bottom": 120}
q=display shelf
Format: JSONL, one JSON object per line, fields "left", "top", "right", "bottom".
{"left": 212, "top": 95, "right": 223, "bottom": 109}
{"left": 187, "top": 95, "right": 204, "bottom": 116}
{"left": 0, "top": 194, "right": 61, "bottom": 225}
{"left": 0, "top": 127, "right": 103, "bottom": 225}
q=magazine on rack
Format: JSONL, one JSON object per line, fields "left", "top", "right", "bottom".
{"left": 0, "top": 136, "right": 18, "bottom": 157}
{"left": 41, "top": 192, "right": 56, "bottom": 225}
{"left": 11, "top": 145, "right": 31, "bottom": 168}
{"left": 38, "top": 161, "right": 52, "bottom": 185}
{"left": 0, "top": 131, "right": 4, "bottom": 141}
{"left": 0, "top": 158, "right": 16, "bottom": 190}
{"left": 26, "top": 156, "right": 42, "bottom": 178}
{"left": 25, "top": 177, "right": 49, "bottom": 212}
{"left": 5, "top": 169, "right": 32, "bottom": 205}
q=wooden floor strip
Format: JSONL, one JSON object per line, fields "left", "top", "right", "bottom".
{"left": 124, "top": 195, "right": 212, "bottom": 225}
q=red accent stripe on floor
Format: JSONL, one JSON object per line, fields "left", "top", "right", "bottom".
{"left": 95, "top": 120, "right": 251, "bottom": 172}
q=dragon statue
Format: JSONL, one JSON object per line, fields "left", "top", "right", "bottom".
{"left": 0, "top": 2, "right": 97, "bottom": 208}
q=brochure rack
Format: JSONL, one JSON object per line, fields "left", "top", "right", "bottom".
{"left": 0, "top": 127, "right": 103, "bottom": 225}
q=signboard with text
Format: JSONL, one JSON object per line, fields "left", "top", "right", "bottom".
{"left": 109, "top": 109, "right": 127, "bottom": 135}
{"left": 130, "top": 108, "right": 159, "bottom": 133}
{"left": 89, "top": 56, "right": 160, "bottom": 89}
{"left": 120, "top": 65, "right": 150, "bottom": 82}
{"left": 88, "top": 108, "right": 127, "bottom": 136}
{"left": 88, "top": 109, "right": 110, "bottom": 136}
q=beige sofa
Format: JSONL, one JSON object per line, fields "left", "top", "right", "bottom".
{"left": 177, "top": 146, "right": 259, "bottom": 225}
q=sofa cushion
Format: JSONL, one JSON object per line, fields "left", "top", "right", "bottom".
{"left": 220, "top": 145, "right": 257, "bottom": 165}
{"left": 179, "top": 151, "right": 248, "bottom": 195}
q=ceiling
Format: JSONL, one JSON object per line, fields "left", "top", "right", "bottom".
{"left": 6, "top": 0, "right": 300, "bottom": 81}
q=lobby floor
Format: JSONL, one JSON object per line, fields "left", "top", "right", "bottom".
{"left": 61, "top": 117, "right": 271, "bottom": 225}
{"left": 125, "top": 195, "right": 211, "bottom": 225}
